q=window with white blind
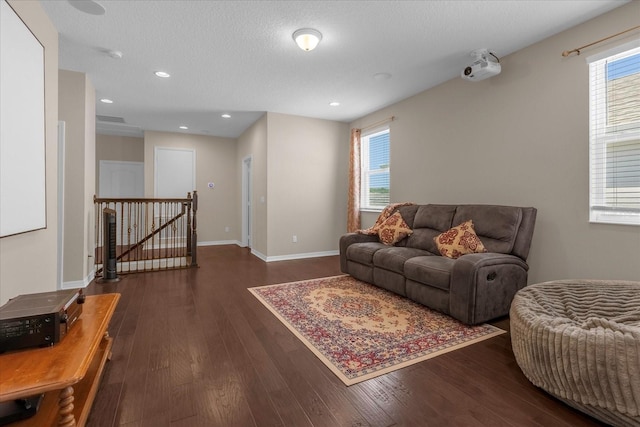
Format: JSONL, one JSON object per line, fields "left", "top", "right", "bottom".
{"left": 361, "top": 127, "right": 390, "bottom": 210}
{"left": 588, "top": 41, "right": 640, "bottom": 226}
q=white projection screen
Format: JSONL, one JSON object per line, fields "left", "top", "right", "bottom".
{"left": 0, "top": 0, "right": 47, "bottom": 237}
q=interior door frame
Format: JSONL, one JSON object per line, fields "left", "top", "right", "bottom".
{"left": 242, "top": 155, "right": 252, "bottom": 248}
{"left": 57, "top": 121, "right": 65, "bottom": 289}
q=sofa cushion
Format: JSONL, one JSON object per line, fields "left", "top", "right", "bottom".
{"left": 405, "top": 256, "right": 456, "bottom": 291}
{"left": 372, "top": 247, "right": 432, "bottom": 274}
{"left": 405, "top": 228, "right": 441, "bottom": 254}
{"left": 346, "top": 242, "right": 388, "bottom": 266}
{"left": 434, "top": 220, "right": 487, "bottom": 259}
{"left": 453, "top": 205, "right": 522, "bottom": 254}
{"left": 395, "top": 205, "right": 420, "bottom": 228}
{"left": 413, "top": 204, "right": 457, "bottom": 230}
{"left": 377, "top": 211, "right": 413, "bottom": 245}
{"left": 405, "top": 205, "right": 457, "bottom": 252}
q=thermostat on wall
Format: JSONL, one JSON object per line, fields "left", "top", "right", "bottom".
{"left": 207, "top": 182, "right": 215, "bottom": 189}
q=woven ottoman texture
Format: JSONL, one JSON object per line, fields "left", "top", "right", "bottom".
{"left": 510, "top": 280, "right": 640, "bottom": 427}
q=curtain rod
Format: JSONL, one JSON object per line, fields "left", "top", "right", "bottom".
{"left": 359, "top": 116, "right": 395, "bottom": 131}
{"left": 562, "top": 25, "right": 640, "bottom": 57}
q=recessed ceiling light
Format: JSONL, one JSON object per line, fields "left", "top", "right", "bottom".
{"left": 154, "top": 71, "right": 171, "bottom": 78}
{"left": 68, "top": 0, "right": 105, "bottom": 15}
{"left": 106, "top": 50, "right": 122, "bottom": 59}
{"left": 329, "top": 101, "right": 340, "bottom": 107}
{"left": 100, "top": 98, "right": 113, "bottom": 104}
{"left": 221, "top": 114, "right": 231, "bottom": 119}
{"left": 179, "top": 125, "right": 188, "bottom": 130}
{"left": 373, "top": 72, "right": 392, "bottom": 81}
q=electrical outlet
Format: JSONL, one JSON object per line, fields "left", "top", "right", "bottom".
{"left": 292, "top": 235, "right": 297, "bottom": 243}
{"left": 225, "top": 226, "right": 230, "bottom": 232}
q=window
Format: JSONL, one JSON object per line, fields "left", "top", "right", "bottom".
{"left": 361, "top": 127, "right": 390, "bottom": 210}
{"left": 588, "top": 42, "right": 640, "bottom": 226}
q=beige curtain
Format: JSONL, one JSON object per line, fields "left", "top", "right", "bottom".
{"left": 347, "top": 128, "right": 361, "bottom": 232}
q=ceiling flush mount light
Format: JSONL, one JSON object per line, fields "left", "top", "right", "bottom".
{"left": 221, "top": 114, "right": 231, "bottom": 119}
{"left": 68, "top": 0, "right": 105, "bottom": 15}
{"left": 154, "top": 71, "right": 170, "bottom": 78}
{"left": 329, "top": 101, "right": 340, "bottom": 107}
{"left": 293, "top": 28, "right": 322, "bottom": 52}
{"left": 100, "top": 98, "right": 113, "bottom": 104}
{"left": 179, "top": 125, "right": 188, "bottom": 130}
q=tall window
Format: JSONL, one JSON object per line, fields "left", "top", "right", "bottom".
{"left": 589, "top": 42, "right": 640, "bottom": 226}
{"left": 361, "top": 127, "right": 390, "bottom": 210}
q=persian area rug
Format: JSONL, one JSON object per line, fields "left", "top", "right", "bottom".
{"left": 249, "top": 275, "right": 505, "bottom": 385}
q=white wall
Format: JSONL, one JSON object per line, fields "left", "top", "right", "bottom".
{"left": 0, "top": 1, "right": 58, "bottom": 304}
{"left": 352, "top": 1, "right": 640, "bottom": 284}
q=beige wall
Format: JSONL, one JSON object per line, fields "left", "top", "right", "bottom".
{"left": 95, "top": 134, "right": 144, "bottom": 163}
{"left": 143, "top": 131, "right": 237, "bottom": 244}
{"left": 59, "top": 69, "right": 96, "bottom": 284}
{"left": 0, "top": 1, "right": 58, "bottom": 304}
{"left": 83, "top": 74, "right": 96, "bottom": 282}
{"left": 142, "top": 113, "right": 348, "bottom": 260}
{"left": 266, "top": 112, "right": 349, "bottom": 258}
{"left": 352, "top": 1, "right": 640, "bottom": 283}
{"left": 236, "top": 114, "right": 268, "bottom": 255}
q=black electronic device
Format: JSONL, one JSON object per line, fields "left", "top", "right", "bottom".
{"left": 0, "top": 288, "right": 84, "bottom": 353}
{"left": 0, "top": 394, "right": 44, "bottom": 425}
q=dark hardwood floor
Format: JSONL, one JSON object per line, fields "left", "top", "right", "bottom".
{"left": 85, "top": 245, "right": 605, "bottom": 427}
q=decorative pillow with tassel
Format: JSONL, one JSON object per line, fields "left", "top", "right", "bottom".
{"left": 377, "top": 211, "right": 413, "bottom": 245}
{"left": 434, "top": 220, "right": 487, "bottom": 258}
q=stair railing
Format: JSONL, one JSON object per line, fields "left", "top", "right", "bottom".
{"left": 93, "top": 191, "right": 198, "bottom": 277}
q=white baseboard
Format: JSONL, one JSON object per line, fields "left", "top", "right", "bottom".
{"left": 114, "top": 240, "right": 337, "bottom": 264}
{"left": 198, "top": 240, "right": 241, "bottom": 246}
{"left": 251, "top": 249, "right": 267, "bottom": 261}
{"left": 263, "top": 250, "right": 339, "bottom": 262}
{"left": 61, "top": 268, "right": 95, "bottom": 290}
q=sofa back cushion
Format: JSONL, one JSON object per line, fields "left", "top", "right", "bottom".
{"left": 405, "top": 205, "right": 456, "bottom": 253}
{"left": 452, "top": 205, "right": 522, "bottom": 254}
{"left": 357, "top": 203, "right": 536, "bottom": 260}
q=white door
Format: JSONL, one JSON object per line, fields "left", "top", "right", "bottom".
{"left": 99, "top": 160, "right": 144, "bottom": 198}
{"left": 154, "top": 147, "right": 195, "bottom": 198}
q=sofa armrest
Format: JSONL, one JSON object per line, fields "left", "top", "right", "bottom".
{"left": 339, "top": 233, "right": 379, "bottom": 272}
{"left": 449, "top": 253, "right": 529, "bottom": 324}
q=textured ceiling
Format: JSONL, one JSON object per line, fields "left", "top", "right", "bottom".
{"left": 40, "top": 0, "right": 627, "bottom": 138}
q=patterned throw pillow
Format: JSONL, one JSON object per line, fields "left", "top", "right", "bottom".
{"left": 434, "top": 220, "right": 487, "bottom": 259}
{"left": 377, "top": 211, "right": 413, "bottom": 245}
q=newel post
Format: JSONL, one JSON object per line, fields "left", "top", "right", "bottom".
{"left": 186, "top": 193, "right": 192, "bottom": 259}
{"left": 191, "top": 190, "right": 198, "bottom": 267}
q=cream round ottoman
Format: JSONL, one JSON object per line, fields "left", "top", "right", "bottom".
{"left": 510, "top": 280, "right": 640, "bottom": 427}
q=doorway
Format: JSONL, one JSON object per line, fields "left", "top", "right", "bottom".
{"left": 242, "top": 155, "right": 252, "bottom": 248}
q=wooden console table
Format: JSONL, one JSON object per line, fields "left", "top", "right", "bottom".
{"left": 0, "top": 293, "right": 120, "bottom": 426}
